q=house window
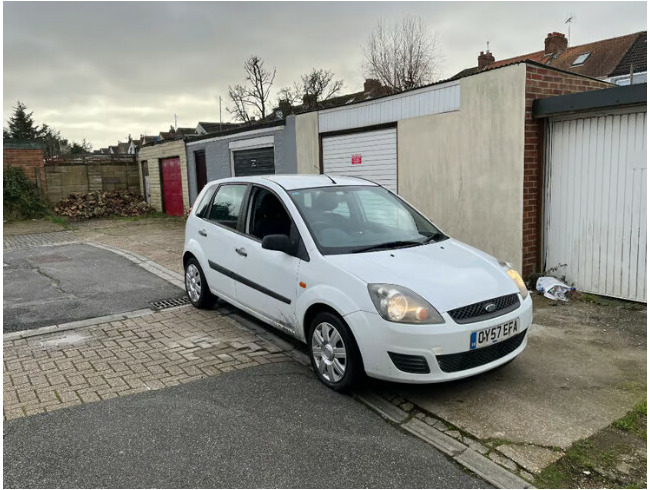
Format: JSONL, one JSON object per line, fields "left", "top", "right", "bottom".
{"left": 572, "top": 53, "right": 591, "bottom": 66}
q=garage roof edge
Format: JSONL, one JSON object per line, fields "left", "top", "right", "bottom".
{"left": 532, "top": 83, "right": 647, "bottom": 118}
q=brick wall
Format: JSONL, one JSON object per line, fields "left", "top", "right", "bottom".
{"left": 522, "top": 65, "right": 611, "bottom": 276}
{"left": 3, "top": 148, "right": 46, "bottom": 192}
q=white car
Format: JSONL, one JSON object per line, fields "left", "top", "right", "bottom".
{"left": 183, "top": 175, "right": 532, "bottom": 391}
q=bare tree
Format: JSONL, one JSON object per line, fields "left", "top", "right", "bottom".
{"left": 363, "top": 15, "right": 440, "bottom": 92}
{"left": 228, "top": 84, "right": 252, "bottom": 124}
{"left": 300, "top": 69, "right": 344, "bottom": 103}
{"left": 277, "top": 86, "right": 301, "bottom": 106}
{"left": 227, "top": 55, "right": 276, "bottom": 123}
{"left": 278, "top": 68, "right": 344, "bottom": 110}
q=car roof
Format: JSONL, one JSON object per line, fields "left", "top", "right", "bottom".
{"left": 213, "top": 174, "right": 379, "bottom": 191}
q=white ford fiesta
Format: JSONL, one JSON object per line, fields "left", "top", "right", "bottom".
{"left": 183, "top": 175, "right": 532, "bottom": 391}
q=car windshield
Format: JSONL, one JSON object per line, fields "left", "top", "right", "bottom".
{"left": 288, "top": 185, "right": 446, "bottom": 255}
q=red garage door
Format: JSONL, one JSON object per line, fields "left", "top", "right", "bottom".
{"left": 160, "top": 157, "right": 184, "bottom": 216}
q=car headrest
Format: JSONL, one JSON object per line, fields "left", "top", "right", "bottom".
{"left": 312, "top": 192, "right": 338, "bottom": 212}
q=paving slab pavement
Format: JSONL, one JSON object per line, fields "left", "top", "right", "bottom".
{"left": 374, "top": 296, "right": 646, "bottom": 476}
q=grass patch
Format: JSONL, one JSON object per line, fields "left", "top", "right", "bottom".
{"left": 577, "top": 292, "right": 645, "bottom": 311}
{"left": 613, "top": 400, "right": 647, "bottom": 438}
{"left": 46, "top": 214, "right": 72, "bottom": 229}
{"left": 107, "top": 211, "right": 185, "bottom": 222}
{"left": 535, "top": 402, "right": 647, "bottom": 488}
{"left": 536, "top": 440, "right": 616, "bottom": 488}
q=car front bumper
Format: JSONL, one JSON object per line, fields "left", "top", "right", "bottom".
{"left": 344, "top": 294, "right": 533, "bottom": 383}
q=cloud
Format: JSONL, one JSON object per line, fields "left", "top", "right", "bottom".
{"left": 3, "top": 1, "right": 646, "bottom": 148}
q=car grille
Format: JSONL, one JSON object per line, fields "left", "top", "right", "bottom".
{"left": 388, "top": 352, "right": 431, "bottom": 374}
{"left": 436, "top": 330, "right": 527, "bottom": 373}
{"left": 448, "top": 294, "right": 520, "bottom": 324}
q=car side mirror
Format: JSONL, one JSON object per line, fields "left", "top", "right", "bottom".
{"left": 261, "top": 234, "right": 294, "bottom": 254}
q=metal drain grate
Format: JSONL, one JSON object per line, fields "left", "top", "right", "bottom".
{"left": 150, "top": 296, "right": 191, "bottom": 310}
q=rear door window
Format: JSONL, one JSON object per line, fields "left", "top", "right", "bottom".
{"left": 195, "top": 185, "right": 217, "bottom": 218}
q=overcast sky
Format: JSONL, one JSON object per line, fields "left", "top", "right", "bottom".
{"left": 3, "top": 1, "right": 647, "bottom": 149}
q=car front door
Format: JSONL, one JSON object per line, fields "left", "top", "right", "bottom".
{"left": 201, "top": 183, "right": 249, "bottom": 303}
{"left": 229, "top": 185, "right": 304, "bottom": 335}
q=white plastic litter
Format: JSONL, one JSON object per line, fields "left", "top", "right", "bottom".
{"left": 536, "top": 276, "right": 575, "bottom": 301}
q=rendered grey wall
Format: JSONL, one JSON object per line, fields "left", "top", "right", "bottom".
{"left": 398, "top": 64, "right": 526, "bottom": 271}
{"left": 185, "top": 116, "right": 297, "bottom": 204}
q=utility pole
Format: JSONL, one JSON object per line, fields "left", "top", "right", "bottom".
{"left": 219, "top": 96, "right": 222, "bottom": 131}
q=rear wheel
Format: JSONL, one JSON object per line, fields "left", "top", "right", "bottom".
{"left": 308, "top": 312, "right": 363, "bottom": 392}
{"left": 184, "top": 258, "right": 215, "bottom": 309}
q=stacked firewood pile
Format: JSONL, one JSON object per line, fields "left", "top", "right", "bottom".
{"left": 54, "top": 191, "right": 155, "bottom": 220}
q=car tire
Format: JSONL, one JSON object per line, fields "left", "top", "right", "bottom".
{"left": 308, "top": 311, "right": 363, "bottom": 392}
{"left": 184, "top": 258, "right": 215, "bottom": 309}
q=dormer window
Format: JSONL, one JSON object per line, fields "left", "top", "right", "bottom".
{"left": 572, "top": 52, "right": 591, "bottom": 66}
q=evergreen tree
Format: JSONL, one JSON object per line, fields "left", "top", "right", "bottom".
{"left": 5, "top": 101, "right": 42, "bottom": 140}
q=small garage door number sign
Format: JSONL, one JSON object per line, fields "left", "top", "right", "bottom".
{"left": 351, "top": 154, "right": 362, "bottom": 165}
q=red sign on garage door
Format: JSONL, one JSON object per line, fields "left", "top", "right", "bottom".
{"left": 351, "top": 154, "right": 362, "bottom": 165}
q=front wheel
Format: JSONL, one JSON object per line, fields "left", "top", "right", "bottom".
{"left": 308, "top": 312, "right": 363, "bottom": 392}
{"left": 184, "top": 258, "right": 216, "bottom": 309}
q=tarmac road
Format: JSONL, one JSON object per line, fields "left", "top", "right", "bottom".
{"left": 3, "top": 362, "right": 489, "bottom": 489}
{"left": 3, "top": 243, "right": 184, "bottom": 333}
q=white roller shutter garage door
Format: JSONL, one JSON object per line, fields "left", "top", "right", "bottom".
{"left": 544, "top": 109, "right": 647, "bottom": 302}
{"left": 322, "top": 128, "right": 397, "bottom": 192}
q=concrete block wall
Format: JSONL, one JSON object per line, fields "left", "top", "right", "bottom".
{"left": 136, "top": 140, "right": 190, "bottom": 214}
{"left": 44, "top": 163, "right": 141, "bottom": 203}
{"left": 522, "top": 66, "right": 611, "bottom": 276}
{"left": 3, "top": 148, "right": 46, "bottom": 193}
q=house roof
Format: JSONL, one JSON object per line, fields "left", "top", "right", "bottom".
{"left": 610, "top": 31, "right": 647, "bottom": 76}
{"left": 455, "top": 31, "right": 646, "bottom": 80}
{"left": 175, "top": 127, "right": 197, "bottom": 136}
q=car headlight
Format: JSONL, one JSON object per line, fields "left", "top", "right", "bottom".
{"left": 499, "top": 261, "right": 529, "bottom": 299}
{"left": 368, "top": 284, "right": 444, "bottom": 324}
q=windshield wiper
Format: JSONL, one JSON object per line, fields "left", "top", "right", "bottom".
{"left": 352, "top": 240, "right": 422, "bottom": 253}
{"left": 421, "top": 232, "right": 448, "bottom": 245}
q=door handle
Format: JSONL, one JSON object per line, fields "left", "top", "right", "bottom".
{"left": 198, "top": 229, "right": 207, "bottom": 237}
{"left": 235, "top": 247, "right": 247, "bottom": 257}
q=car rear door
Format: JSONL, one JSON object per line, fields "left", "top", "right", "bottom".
{"left": 200, "top": 183, "right": 249, "bottom": 303}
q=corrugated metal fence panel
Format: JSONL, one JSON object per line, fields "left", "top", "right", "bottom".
{"left": 322, "top": 128, "right": 397, "bottom": 192}
{"left": 545, "top": 110, "right": 647, "bottom": 302}
{"left": 319, "top": 81, "right": 460, "bottom": 133}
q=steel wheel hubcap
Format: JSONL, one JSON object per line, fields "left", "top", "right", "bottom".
{"left": 185, "top": 264, "right": 202, "bottom": 302}
{"left": 312, "top": 322, "right": 347, "bottom": 383}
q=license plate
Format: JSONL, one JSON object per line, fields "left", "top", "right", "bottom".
{"left": 470, "top": 318, "right": 520, "bottom": 350}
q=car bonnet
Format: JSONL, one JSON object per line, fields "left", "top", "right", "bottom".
{"left": 324, "top": 239, "right": 519, "bottom": 314}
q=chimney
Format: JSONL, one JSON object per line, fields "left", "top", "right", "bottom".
{"left": 545, "top": 32, "right": 568, "bottom": 55}
{"left": 278, "top": 99, "right": 292, "bottom": 117}
{"left": 478, "top": 50, "right": 495, "bottom": 69}
{"left": 302, "top": 93, "right": 318, "bottom": 108}
{"left": 363, "top": 78, "right": 382, "bottom": 93}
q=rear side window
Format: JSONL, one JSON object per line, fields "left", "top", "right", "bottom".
{"left": 208, "top": 184, "right": 247, "bottom": 229}
{"left": 195, "top": 186, "right": 216, "bottom": 218}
